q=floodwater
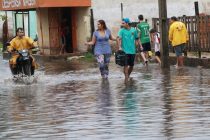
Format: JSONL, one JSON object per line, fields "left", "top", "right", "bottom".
{"left": 1, "top": 54, "right": 210, "bottom": 140}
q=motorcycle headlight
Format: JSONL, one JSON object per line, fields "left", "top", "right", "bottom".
{"left": 22, "top": 52, "right": 29, "bottom": 57}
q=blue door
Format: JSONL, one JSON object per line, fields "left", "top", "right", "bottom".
{"left": 13, "top": 11, "right": 37, "bottom": 40}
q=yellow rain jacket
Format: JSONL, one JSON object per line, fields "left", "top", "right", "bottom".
{"left": 169, "top": 21, "right": 189, "bottom": 47}
{"left": 7, "top": 36, "right": 38, "bottom": 68}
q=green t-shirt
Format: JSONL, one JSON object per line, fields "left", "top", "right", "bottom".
{"left": 118, "top": 27, "right": 138, "bottom": 54}
{"left": 137, "top": 21, "right": 150, "bottom": 44}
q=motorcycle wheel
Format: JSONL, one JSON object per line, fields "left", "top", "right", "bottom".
{"left": 22, "top": 60, "right": 31, "bottom": 76}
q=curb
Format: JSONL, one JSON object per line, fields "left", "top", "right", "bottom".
{"left": 3, "top": 52, "right": 210, "bottom": 69}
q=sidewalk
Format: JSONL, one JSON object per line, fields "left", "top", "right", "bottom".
{"left": 3, "top": 51, "right": 210, "bottom": 68}
{"left": 170, "top": 52, "right": 210, "bottom": 59}
{"left": 2, "top": 52, "right": 85, "bottom": 66}
{"left": 169, "top": 52, "right": 210, "bottom": 68}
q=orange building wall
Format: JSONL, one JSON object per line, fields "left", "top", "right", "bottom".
{"left": 38, "top": 0, "right": 91, "bottom": 7}
{"left": 0, "top": 0, "right": 91, "bottom": 10}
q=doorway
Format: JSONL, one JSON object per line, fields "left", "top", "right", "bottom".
{"left": 60, "top": 8, "right": 73, "bottom": 53}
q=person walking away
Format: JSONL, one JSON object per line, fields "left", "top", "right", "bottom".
{"left": 150, "top": 28, "right": 161, "bottom": 65}
{"left": 85, "top": 19, "right": 116, "bottom": 79}
{"left": 135, "top": 34, "right": 147, "bottom": 65}
{"left": 169, "top": 16, "right": 189, "bottom": 68}
{"left": 117, "top": 18, "right": 139, "bottom": 83}
{"left": 137, "top": 14, "right": 151, "bottom": 65}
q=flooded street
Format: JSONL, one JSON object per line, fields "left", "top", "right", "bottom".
{"left": 1, "top": 54, "right": 210, "bottom": 140}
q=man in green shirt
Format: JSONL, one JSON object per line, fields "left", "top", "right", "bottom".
{"left": 137, "top": 15, "right": 151, "bottom": 64}
{"left": 117, "top": 18, "right": 140, "bottom": 83}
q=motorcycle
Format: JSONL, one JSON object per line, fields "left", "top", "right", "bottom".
{"left": 13, "top": 49, "right": 35, "bottom": 76}
{"left": 7, "top": 43, "right": 39, "bottom": 84}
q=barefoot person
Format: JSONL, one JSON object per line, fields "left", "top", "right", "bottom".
{"left": 85, "top": 19, "right": 116, "bottom": 79}
{"left": 117, "top": 18, "right": 139, "bottom": 83}
{"left": 169, "top": 16, "right": 189, "bottom": 68}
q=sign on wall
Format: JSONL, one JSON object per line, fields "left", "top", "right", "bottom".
{"left": 0, "top": 0, "right": 91, "bottom": 10}
{"left": 1, "top": 0, "right": 37, "bottom": 10}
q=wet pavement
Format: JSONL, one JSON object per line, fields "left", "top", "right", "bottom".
{"left": 1, "top": 54, "right": 210, "bottom": 140}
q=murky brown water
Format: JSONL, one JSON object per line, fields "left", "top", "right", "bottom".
{"left": 1, "top": 54, "right": 210, "bottom": 139}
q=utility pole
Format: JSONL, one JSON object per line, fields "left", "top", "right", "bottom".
{"left": 90, "top": 9, "right": 95, "bottom": 36}
{"left": 194, "top": 1, "right": 201, "bottom": 58}
{"left": 90, "top": 9, "right": 95, "bottom": 54}
{"left": 121, "top": 3, "right": 123, "bottom": 20}
{"left": 158, "top": 0, "right": 169, "bottom": 68}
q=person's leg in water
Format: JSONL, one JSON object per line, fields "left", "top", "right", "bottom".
{"left": 155, "top": 51, "right": 161, "bottom": 65}
{"left": 30, "top": 57, "right": 35, "bottom": 75}
{"left": 179, "top": 45, "right": 185, "bottom": 67}
{"left": 124, "top": 54, "right": 135, "bottom": 83}
{"left": 156, "top": 56, "right": 161, "bottom": 65}
{"left": 136, "top": 45, "right": 146, "bottom": 64}
{"left": 124, "top": 66, "right": 134, "bottom": 83}
{"left": 128, "top": 54, "right": 135, "bottom": 78}
{"left": 124, "top": 65, "right": 129, "bottom": 83}
{"left": 103, "top": 54, "right": 111, "bottom": 78}
{"left": 174, "top": 45, "right": 184, "bottom": 68}
{"left": 9, "top": 56, "right": 18, "bottom": 76}
{"left": 142, "top": 43, "right": 150, "bottom": 65}
{"left": 136, "top": 46, "right": 147, "bottom": 64}
{"left": 141, "top": 51, "right": 148, "bottom": 65}
{"left": 128, "top": 66, "right": 133, "bottom": 77}
{"left": 96, "top": 54, "right": 110, "bottom": 79}
{"left": 10, "top": 64, "right": 17, "bottom": 75}
{"left": 178, "top": 56, "right": 184, "bottom": 66}
{"left": 96, "top": 55, "right": 105, "bottom": 78}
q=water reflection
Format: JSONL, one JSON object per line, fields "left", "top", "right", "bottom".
{"left": 10, "top": 87, "right": 35, "bottom": 127}
{"left": 119, "top": 78, "right": 138, "bottom": 114}
{"left": 2, "top": 56, "right": 210, "bottom": 139}
{"left": 116, "top": 79, "right": 141, "bottom": 138}
{"left": 161, "top": 68, "right": 174, "bottom": 139}
{"left": 162, "top": 67, "right": 210, "bottom": 139}
{"left": 0, "top": 85, "right": 42, "bottom": 139}
{"left": 97, "top": 79, "right": 112, "bottom": 117}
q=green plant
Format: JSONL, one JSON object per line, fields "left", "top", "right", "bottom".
{"left": 81, "top": 52, "right": 95, "bottom": 62}
{"left": 0, "top": 42, "right": 2, "bottom": 48}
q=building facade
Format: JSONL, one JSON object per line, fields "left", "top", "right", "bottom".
{"left": 0, "top": 0, "right": 92, "bottom": 55}
{"left": 1, "top": 0, "right": 210, "bottom": 55}
{"left": 91, "top": 0, "right": 210, "bottom": 36}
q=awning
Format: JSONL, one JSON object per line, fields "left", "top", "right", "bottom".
{"left": 0, "top": 0, "right": 91, "bottom": 11}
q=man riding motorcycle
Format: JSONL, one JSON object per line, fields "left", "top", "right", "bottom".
{"left": 7, "top": 27, "right": 38, "bottom": 75}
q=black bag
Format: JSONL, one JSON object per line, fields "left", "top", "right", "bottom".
{"left": 115, "top": 50, "right": 127, "bottom": 66}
